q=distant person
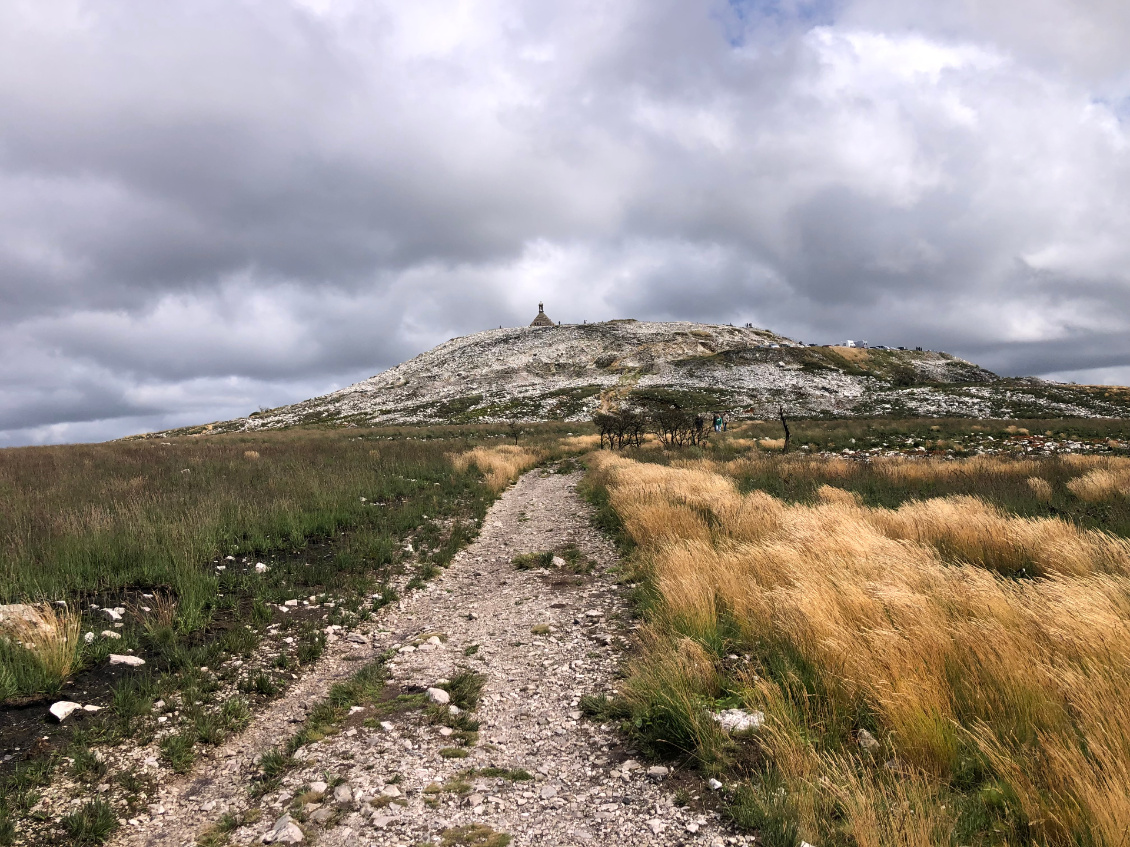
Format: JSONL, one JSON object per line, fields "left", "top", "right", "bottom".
{"left": 713, "top": 413, "right": 722, "bottom": 433}
{"left": 722, "top": 412, "right": 729, "bottom": 432}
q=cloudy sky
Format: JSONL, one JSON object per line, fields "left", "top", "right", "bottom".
{"left": 2, "top": 0, "right": 1129, "bottom": 445}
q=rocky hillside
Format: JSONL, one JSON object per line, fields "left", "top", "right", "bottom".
{"left": 179, "top": 320, "right": 1130, "bottom": 434}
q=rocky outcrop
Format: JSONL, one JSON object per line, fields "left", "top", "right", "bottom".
{"left": 159, "top": 320, "right": 1130, "bottom": 435}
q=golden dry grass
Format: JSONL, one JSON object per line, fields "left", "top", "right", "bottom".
{"left": 0, "top": 604, "right": 82, "bottom": 689}
{"left": 558, "top": 434, "right": 602, "bottom": 452}
{"left": 590, "top": 451, "right": 1130, "bottom": 846}
{"left": 449, "top": 445, "right": 544, "bottom": 491}
{"left": 1027, "top": 475, "right": 1053, "bottom": 502}
{"left": 1067, "top": 467, "right": 1130, "bottom": 501}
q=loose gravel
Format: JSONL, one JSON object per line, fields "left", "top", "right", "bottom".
{"left": 110, "top": 469, "right": 748, "bottom": 847}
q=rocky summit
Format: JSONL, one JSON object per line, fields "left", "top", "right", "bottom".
{"left": 187, "top": 320, "right": 1130, "bottom": 434}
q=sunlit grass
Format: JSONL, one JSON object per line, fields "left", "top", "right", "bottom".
{"left": 588, "top": 449, "right": 1130, "bottom": 847}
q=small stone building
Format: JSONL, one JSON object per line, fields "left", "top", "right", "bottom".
{"left": 529, "top": 302, "right": 554, "bottom": 327}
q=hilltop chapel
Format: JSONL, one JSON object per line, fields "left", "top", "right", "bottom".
{"left": 529, "top": 302, "right": 554, "bottom": 327}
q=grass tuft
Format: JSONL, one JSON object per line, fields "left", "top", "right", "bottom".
{"left": 60, "top": 799, "right": 117, "bottom": 845}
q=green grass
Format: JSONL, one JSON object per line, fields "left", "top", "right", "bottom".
{"left": 0, "top": 423, "right": 597, "bottom": 846}
{"left": 439, "top": 824, "right": 512, "bottom": 846}
{"left": 60, "top": 799, "right": 117, "bottom": 845}
{"left": 159, "top": 733, "right": 195, "bottom": 773}
{"left": 439, "top": 670, "right": 486, "bottom": 711}
{"left": 511, "top": 551, "right": 553, "bottom": 570}
{"left": 474, "top": 767, "right": 533, "bottom": 781}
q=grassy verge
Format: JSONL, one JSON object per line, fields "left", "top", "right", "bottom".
{"left": 584, "top": 443, "right": 1130, "bottom": 847}
{"left": 0, "top": 423, "right": 588, "bottom": 847}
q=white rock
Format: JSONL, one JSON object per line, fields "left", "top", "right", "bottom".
{"left": 83, "top": 704, "right": 103, "bottom": 712}
{"left": 710, "top": 708, "right": 765, "bottom": 733}
{"left": 100, "top": 630, "right": 121, "bottom": 640}
{"left": 857, "top": 729, "right": 880, "bottom": 751}
{"left": 379, "top": 721, "right": 394, "bottom": 732}
{"left": 284, "top": 599, "right": 298, "bottom": 607}
{"left": 109, "top": 654, "right": 145, "bottom": 667}
{"left": 262, "top": 813, "right": 304, "bottom": 844}
{"left": 647, "top": 766, "right": 669, "bottom": 779}
{"left": 255, "top": 563, "right": 269, "bottom": 573}
{"left": 380, "top": 785, "right": 401, "bottom": 797}
{"left": 551, "top": 556, "right": 566, "bottom": 568}
{"left": 426, "top": 635, "right": 442, "bottom": 645}
{"left": 708, "top": 778, "right": 723, "bottom": 791}
{"left": 647, "top": 819, "right": 665, "bottom": 835}
{"left": 103, "top": 608, "right": 122, "bottom": 621}
{"left": 426, "top": 687, "right": 450, "bottom": 705}
{"left": 309, "top": 781, "right": 328, "bottom": 795}
{"left": 50, "top": 701, "right": 81, "bottom": 721}
{"left": 84, "top": 632, "right": 95, "bottom": 644}
{"left": 332, "top": 784, "right": 352, "bottom": 804}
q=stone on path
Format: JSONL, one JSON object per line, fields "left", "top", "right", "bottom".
{"left": 426, "top": 687, "right": 450, "bottom": 705}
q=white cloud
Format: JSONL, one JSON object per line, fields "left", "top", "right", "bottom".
{"left": 2, "top": 0, "right": 1130, "bottom": 444}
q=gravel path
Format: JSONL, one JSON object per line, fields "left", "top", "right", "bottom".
{"left": 112, "top": 469, "right": 745, "bottom": 847}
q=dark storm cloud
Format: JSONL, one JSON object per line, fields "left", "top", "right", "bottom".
{"left": 1, "top": 0, "right": 1129, "bottom": 445}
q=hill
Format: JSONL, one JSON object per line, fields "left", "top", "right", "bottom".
{"left": 163, "top": 320, "right": 1130, "bottom": 435}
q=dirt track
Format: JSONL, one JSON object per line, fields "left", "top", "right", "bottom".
{"left": 111, "top": 469, "right": 745, "bottom": 847}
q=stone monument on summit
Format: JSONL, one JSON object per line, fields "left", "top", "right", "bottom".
{"left": 529, "top": 302, "right": 554, "bottom": 327}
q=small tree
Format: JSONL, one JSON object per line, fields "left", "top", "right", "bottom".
{"left": 593, "top": 409, "right": 646, "bottom": 449}
{"left": 506, "top": 419, "right": 524, "bottom": 445}
{"left": 650, "top": 407, "right": 698, "bottom": 448}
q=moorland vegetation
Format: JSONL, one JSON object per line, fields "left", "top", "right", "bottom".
{"left": 4, "top": 416, "right": 1130, "bottom": 846}
{"left": 584, "top": 420, "right": 1130, "bottom": 847}
{"left": 0, "top": 424, "right": 572, "bottom": 846}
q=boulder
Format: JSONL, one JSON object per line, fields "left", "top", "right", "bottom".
{"left": 426, "top": 687, "right": 450, "bottom": 705}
